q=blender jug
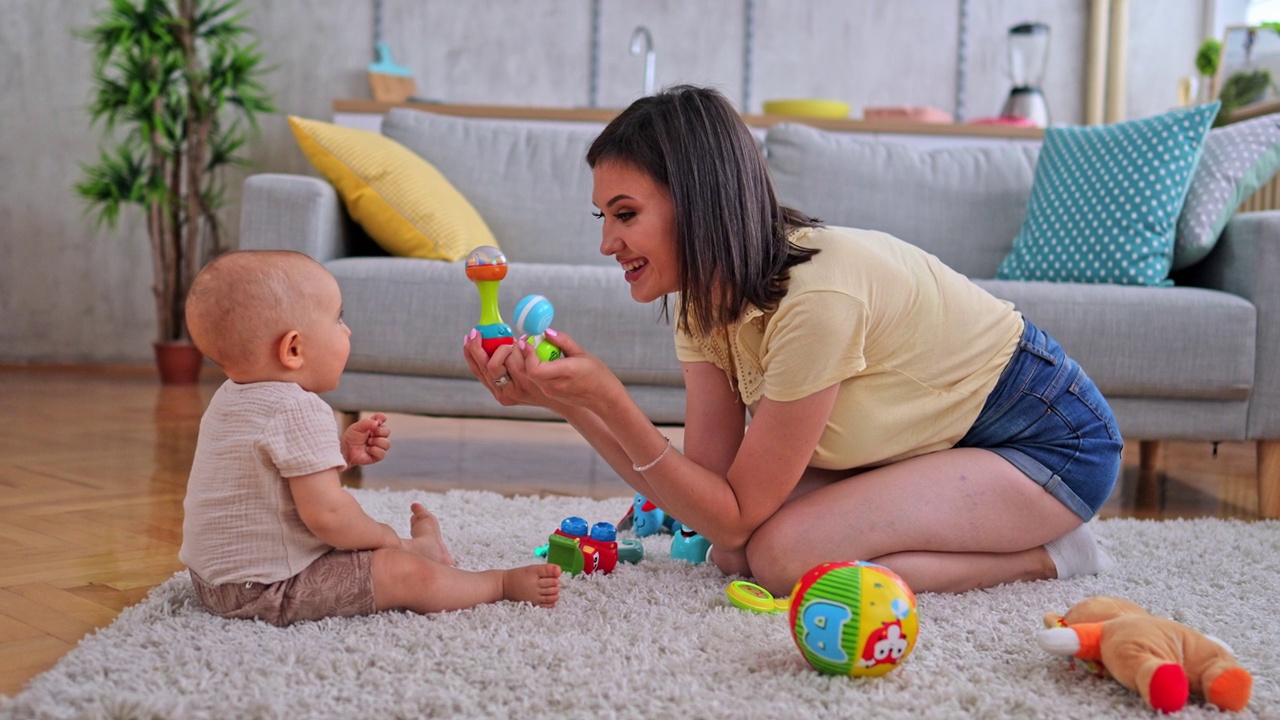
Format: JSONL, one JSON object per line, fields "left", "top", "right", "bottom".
{"left": 1000, "top": 22, "right": 1050, "bottom": 127}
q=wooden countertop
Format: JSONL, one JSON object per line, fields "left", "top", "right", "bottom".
{"left": 332, "top": 99, "right": 1046, "bottom": 140}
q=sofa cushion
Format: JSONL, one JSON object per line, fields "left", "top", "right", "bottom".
{"left": 997, "top": 102, "right": 1219, "bottom": 286}
{"left": 287, "top": 116, "right": 496, "bottom": 261}
{"left": 327, "top": 257, "right": 680, "bottom": 385}
{"left": 976, "top": 280, "right": 1255, "bottom": 400}
{"left": 1174, "top": 112, "right": 1280, "bottom": 270}
{"left": 764, "top": 122, "right": 1039, "bottom": 279}
{"left": 382, "top": 109, "right": 610, "bottom": 267}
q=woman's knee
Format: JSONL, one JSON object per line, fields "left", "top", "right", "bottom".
{"left": 743, "top": 517, "right": 806, "bottom": 594}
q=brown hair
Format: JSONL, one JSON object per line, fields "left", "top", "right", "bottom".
{"left": 586, "top": 85, "right": 820, "bottom": 336}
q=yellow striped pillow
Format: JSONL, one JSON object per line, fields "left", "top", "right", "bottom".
{"left": 287, "top": 116, "right": 497, "bottom": 261}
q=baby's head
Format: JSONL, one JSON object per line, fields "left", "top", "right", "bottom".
{"left": 186, "top": 250, "right": 350, "bottom": 391}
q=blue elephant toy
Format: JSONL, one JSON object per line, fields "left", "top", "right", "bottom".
{"left": 617, "top": 493, "right": 677, "bottom": 538}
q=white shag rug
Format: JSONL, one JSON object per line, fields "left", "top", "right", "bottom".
{"left": 3, "top": 488, "right": 1278, "bottom": 720}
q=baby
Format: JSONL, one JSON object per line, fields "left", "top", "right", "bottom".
{"left": 179, "top": 250, "right": 560, "bottom": 626}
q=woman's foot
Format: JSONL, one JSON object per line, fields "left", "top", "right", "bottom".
{"left": 502, "top": 564, "right": 562, "bottom": 607}
{"left": 407, "top": 502, "right": 455, "bottom": 566}
{"left": 1045, "top": 522, "right": 1114, "bottom": 580}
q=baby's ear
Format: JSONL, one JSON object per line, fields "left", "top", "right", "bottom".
{"left": 277, "top": 330, "right": 303, "bottom": 369}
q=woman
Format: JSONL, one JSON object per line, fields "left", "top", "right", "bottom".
{"left": 463, "top": 85, "right": 1121, "bottom": 596}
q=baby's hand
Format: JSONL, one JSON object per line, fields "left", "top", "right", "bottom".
{"left": 342, "top": 413, "right": 391, "bottom": 466}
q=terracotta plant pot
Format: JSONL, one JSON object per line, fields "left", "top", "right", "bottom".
{"left": 153, "top": 341, "right": 205, "bottom": 385}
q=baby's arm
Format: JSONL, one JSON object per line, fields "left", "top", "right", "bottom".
{"left": 289, "top": 469, "right": 404, "bottom": 551}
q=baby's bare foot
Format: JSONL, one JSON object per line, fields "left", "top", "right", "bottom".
{"left": 407, "top": 502, "right": 454, "bottom": 566}
{"left": 503, "top": 564, "right": 561, "bottom": 608}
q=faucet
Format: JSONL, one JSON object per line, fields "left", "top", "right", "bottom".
{"left": 629, "top": 26, "right": 655, "bottom": 96}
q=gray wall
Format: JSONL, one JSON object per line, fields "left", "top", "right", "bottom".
{"left": 0, "top": 0, "right": 1220, "bottom": 363}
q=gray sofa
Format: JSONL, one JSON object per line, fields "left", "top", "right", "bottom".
{"left": 239, "top": 108, "right": 1280, "bottom": 518}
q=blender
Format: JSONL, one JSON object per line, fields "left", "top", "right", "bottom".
{"left": 1000, "top": 22, "right": 1051, "bottom": 127}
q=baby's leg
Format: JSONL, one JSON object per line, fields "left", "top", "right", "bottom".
{"left": 404, "top": 502, "right": 455, "bottom": 566}
{"left": 372, "top": 549, "right": 560, "bottom": 613}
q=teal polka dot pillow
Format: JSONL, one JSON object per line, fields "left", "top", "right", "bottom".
{"left": 998, "top": 102, "right": 1220, "bottom": 286}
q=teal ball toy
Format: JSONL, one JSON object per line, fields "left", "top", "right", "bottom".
{"left": 515, "top": 294, "right": 555, "bottom": 335}
{"left": 514, "top": 294, "right": 561, "bottom": 361}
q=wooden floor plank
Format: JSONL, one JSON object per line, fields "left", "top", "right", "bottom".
{"left": 0, "top": 635, "right": 74, "bottom": 696}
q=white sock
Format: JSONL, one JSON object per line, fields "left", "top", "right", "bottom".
{"left": 1045, "top": 522, "right": 1114, "bottom": 580}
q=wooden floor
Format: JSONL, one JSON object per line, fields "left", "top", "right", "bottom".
{"left": 0, "top": 365, "right": 1265, "bottom": 696}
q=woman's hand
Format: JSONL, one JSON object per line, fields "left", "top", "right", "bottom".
{"left": 463, "top": 329, "right": 561, "bottom": 410}
{"left": 517, "top": 329, "right": 627, "bottom": 415}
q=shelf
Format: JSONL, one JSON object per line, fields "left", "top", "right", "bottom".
{"left": 331, "top": 99, "right": 1046, "bottom": 140}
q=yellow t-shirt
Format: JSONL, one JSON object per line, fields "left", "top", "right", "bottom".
{"left": 675, "top": 226, "right": 1023, "bottom": 470}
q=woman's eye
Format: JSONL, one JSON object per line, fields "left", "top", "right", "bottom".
{"left": 616, "top": 211, "right": 635, "bottom": 222}
{"left": 592, "top": 211, "right": 605, "bottom": 220}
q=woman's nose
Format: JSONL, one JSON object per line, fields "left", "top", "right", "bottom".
{"left": 600, "top": 230, "right": 621, "bottom": 256}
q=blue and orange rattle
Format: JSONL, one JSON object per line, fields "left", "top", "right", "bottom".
{"left": 465, "top": 245, "right": 562, "bottom": 361}
{"left": 465, "top": 246, "right": 514, "bottom": 356}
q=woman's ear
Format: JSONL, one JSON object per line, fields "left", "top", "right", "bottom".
{"left": 277, "top": 330, "right": 304, "bottom": 370}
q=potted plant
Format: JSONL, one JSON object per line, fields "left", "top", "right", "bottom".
{"left": 75, "top": 0, "right": 273, "bottom": 383}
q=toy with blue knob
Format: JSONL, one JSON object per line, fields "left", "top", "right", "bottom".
{"left": 536, "top": 516, "right": 643, "bottom": 575}
{"left": 514, "top": 294, "right": 561, "bottom": 361}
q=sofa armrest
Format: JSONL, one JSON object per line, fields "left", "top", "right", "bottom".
{"left": 238, "top": 173, "right": 351, "bottom": 262}
{"left": 1183, "top": 210, "right": 1280, "bottom": 438}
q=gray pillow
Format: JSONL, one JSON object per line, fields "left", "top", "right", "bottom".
{"left": 1174, "top": 113, "right": 1280, "bottom": 270}
{"left": 763, "top": 122, "right": 1039, "bottom": 279}
{"left": 381, "top": 109, "right": 608, "bottom": 266}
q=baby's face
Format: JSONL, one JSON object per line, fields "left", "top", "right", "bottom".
{"left": 294, "top": 269, "right": 351, "bottom": 394}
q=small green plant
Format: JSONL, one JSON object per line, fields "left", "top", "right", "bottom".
{"left": 76, "top": 0, "right": 273, "bottom": 344}
{"left": 1195, "top": 38, "right": 1222, "bottom": 78}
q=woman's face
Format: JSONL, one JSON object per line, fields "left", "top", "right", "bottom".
{"left": 592, "top": 159, "right": 680, "bottom": 303}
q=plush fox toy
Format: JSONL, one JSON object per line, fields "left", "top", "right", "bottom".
{"left": 1037, "top": 596, "right": 1252, "bottom": 714}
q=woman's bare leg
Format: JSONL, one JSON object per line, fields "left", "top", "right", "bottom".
{"left": 741, "top": 448, "right": 1086, "bottom": 595}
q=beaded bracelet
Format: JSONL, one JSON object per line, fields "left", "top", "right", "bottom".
{"left": 632, "top": 436, "right": 673, "bottom": 472}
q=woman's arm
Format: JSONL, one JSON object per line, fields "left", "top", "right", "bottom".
{"left": 524, "top": 331, "right": 837, "bottom": 550}
{"left": 464, "top": 329, "right": 669, "bottom": 501}
{"left": 289, "top": 469, "right": 405, "bottom": 551}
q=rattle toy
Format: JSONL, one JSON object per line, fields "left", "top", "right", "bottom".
{"left": 1037, "top": 595, "right": 1252, "bottom": 713}
{"left": 788, "top": 561, "right": 917, "bottom": 677}
{"left": 536, "top": 516, "right": 643, "bottom": 575}
{"left": 513, "top": 294, "right": 562, "bottom": 361}
{"left": 464, "top": 245, "right": 513, "bottom": 355}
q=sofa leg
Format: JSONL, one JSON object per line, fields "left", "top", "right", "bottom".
{"left": 1135, "top": 440, "right": 1163, "bottom": 510}
{"left": 1259, "top": 440, "right": 1280, "bottom": 519}
{"left": 336, "top": 411, "right": 363, "bottom": 488}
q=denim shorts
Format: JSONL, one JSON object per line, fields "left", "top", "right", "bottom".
{"left": 956, "top": 317, "right": 1122, "bottom": 521}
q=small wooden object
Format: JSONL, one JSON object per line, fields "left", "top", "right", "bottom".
{"left": 367, "top": 41, "right": 416, "bottom": 103}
